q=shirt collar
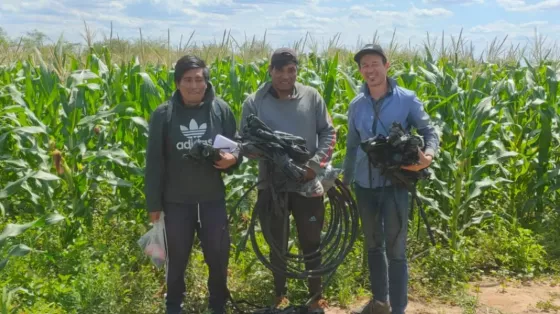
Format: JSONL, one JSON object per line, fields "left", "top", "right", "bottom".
{"left": 363, "top": 77, "right": 395, "bottom": 100}
{"left": 267, "top": 82, "right": 301, "bottom": 100}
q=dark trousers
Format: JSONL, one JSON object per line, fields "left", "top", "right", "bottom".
{"left": 257, "top": 190, "right": 325, "bottom": 300}
{"left": 163, "top": 199, "right": 230, "bottom": 314}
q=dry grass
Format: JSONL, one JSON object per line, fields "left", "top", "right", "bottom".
{"left": 1, "top": 21, "right": 559, "bottom": 67}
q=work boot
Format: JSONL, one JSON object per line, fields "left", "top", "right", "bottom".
{"left": 351, "top": 299, "right": 391, "bottom": 314}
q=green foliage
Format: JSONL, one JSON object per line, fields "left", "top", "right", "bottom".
{"left": 0, "top": 40, "right": 558, "bottom": 312}
{"left": 0, "top": 213, "right": 64, "bottom": 313}
{"left": 412, "top": 243, "right": 473, "bottom": 296}
{"left": 471, "top": 215, "right": 548, "bottom": 276}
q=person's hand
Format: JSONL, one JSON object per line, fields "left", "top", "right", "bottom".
{"left": 149, "top": 211, "right": 161, "bottom": 223}
{"left": 401, "top": 148, "right": 433, "bottom": 172}
{"left": 214, "top": 152, "right": 237, "bottom": 169}
{"left": 241, "top": 144, "right": 262, "bottom": 159}
{"left": 302, "top": 166, "right": 316, "bottom": 182}
{"left": 245, "top": 153, "right": 261, "bottom": 159}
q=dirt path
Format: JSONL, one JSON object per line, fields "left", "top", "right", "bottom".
{"left": 471, "top": 278, "right": 560, "bottom": 314}
{"left": 324, "top": 297, "right": 463, "bottom": 314}
{"left": 322, "top": 277, "right": 560, "bottom": 314}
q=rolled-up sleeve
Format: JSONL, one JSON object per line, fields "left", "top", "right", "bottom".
{"left": 407, "top": 95, "right": 439, "bottom": 157}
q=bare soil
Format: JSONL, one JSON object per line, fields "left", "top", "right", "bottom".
{"left": 323, "top": 277, "right": 560, "bottom": 314}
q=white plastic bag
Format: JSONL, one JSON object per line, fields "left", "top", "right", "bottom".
{"left": 318, "top": 164, "right": 342, "bottom": 192}
{"left": 138, "top": 213, "right": 167, "bottom": 268}
{"left": 296, "top": 164, "right": 342, "bottom": 197}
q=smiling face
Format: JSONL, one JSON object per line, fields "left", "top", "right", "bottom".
{"left": 177, "top": 68, "right": 207, "bottom": 105}
{"left": 358, "top": 53, "right": 390, "bottom": 88}
{"left": 270, "top": 63, "right": 297, "bottom": 94}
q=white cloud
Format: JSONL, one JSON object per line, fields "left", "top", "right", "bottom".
{"left": 186, "top": 0, "right": 234, "bottom": 6}
{"left": 471, "top": 20, "right": 531, "bottom": 33}
{"left": 411, "top": 7, "right": 454, "bottom": 17}
{"left": 148, "top": 0, "right": 260, "bottom": 14}
{"left": 469, "top": 19, "right": 560, "bottom": 44}
{"left": 423, "top": 0, "right": 484, "bottom": 4}
{"left": 0, "top": 0, "right": 54, "bottom": 12}
{"left": 182, "top": 8, "right": 228, "bottom": 21}
{"left": 349, "top": 6, "right": 453, "bottom": 19}
{"left": 497, "top": 0, "right": 560, "bottom": 11}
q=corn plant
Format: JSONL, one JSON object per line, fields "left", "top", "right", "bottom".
{"left": 0, "top": 213, "right": 64, "bottom": 313}
{"left": 1, "top": 45, "right": 559, "bottom": 256}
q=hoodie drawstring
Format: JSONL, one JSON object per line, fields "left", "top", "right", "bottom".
{"left": 197, "top": 203, "right": 202, "bottom": 228}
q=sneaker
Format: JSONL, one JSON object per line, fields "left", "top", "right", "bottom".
{"left": 351, "top": 299, "right": 372, "bottom": 314}
{"left": 372, "top": 300, "right": 391, "bottom": 314}
{"left": 351, "top": 299, "right": 391, "bottom": 314}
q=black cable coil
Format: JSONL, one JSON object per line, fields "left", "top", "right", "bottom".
{"left": 226, "top": 115, "right": 360, "bottom": 314}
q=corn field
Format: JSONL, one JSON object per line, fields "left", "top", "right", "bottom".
{"left": 0, "top": 43, "right": 559, "bottom": 312}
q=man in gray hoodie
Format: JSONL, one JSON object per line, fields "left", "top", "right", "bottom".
{"left": 240, "top": 48, "right": 336, "bottom": 311}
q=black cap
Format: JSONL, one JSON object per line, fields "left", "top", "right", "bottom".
{"left": 270, "top": 47, "right": 298, "bottom": 65}
{"left": 354, "top": 44, "right": 386, "bottom": 64}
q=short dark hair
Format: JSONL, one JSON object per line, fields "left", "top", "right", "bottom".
{"left": 174, "top": 55, "right": 210, "bottom": 85}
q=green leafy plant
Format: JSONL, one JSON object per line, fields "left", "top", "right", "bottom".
{"left": 0, "top": 31, "right": 558, "bottom": 312}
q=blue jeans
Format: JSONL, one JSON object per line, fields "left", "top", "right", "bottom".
{"left": 354, "top": 184, "right": 410, "bottom": 314}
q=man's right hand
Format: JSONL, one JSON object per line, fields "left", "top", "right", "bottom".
{"left": 150, "top": 211, "right": 161, "bottom": 223}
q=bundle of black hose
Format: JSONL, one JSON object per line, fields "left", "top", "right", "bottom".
{"left": 248, "top": 179, "right": 359, "bottom": 279}
{"left": 224, "top": 179, "right": 359, "bottom": 313}
{"left": 271, "top": 154, "right": 307, "bottom": 182}
{"left": 239, "top": 114, "right": 311, "bottom": 164}
{"left": 226, "top": 115, "right": 359, "bottom": 313}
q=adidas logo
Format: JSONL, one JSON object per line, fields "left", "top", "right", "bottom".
{"left": 180, "top": 119, "right": 207, "bottom": 139}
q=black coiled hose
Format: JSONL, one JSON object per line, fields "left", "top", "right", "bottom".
{"left": 227, "top": 177, "right": 360, "bottom": 313}
{"left": 252, "top": 180, "right": 358, "bottom": 279}
{"left": 224, "top": 115, "right": 360, "bottom": 313}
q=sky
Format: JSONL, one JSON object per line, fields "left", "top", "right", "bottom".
{"left": 0, "top": 0, "right": 558, "bottom": 56}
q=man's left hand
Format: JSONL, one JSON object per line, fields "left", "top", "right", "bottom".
{"left": 401, "top": 148, "right": 433, "bottom": 172}
{"left": 214, "top": 152, "right": 237, "bottom": 169}
{"left": 302, "top": 166, "right": 316, "bottom": 182}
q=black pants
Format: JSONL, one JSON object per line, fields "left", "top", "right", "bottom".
{"left": 163, "top": 199, "right": 230, "bottom": 314}
{"left": 257, "top": 189, "right": 325, "bottom": 300}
